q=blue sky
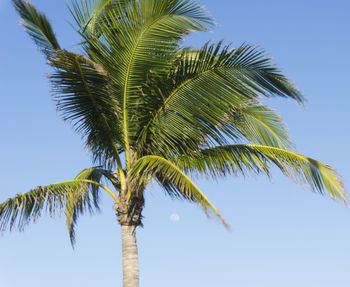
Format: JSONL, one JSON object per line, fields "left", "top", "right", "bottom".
{"left": 1, "top": 0, "right": 350, "bottom": 286}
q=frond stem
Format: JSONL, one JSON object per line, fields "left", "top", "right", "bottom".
{"left": 82, "top": 179, "right": 119, "bottom": 203}
{"left": 122, "top": 15, "right": 168, "bottom": 169}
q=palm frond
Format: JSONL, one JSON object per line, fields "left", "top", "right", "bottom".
{"left": 226, "top": 101, "right": 292, "bottom": 149}
{"left": 137, "top": 42, "right": 304, "bottom": 156}
{"left": 0, "top": 169, "right": 117, "bottom": 246}
{"left": 130, "top": 155, "right": 228, "bottom": 227}
{"left": 0, "top": 180, "right": 90, "bottom": 233}
{"left": 49, "top": 50, "right": 123, "bottom": 167}
{"left": 12, "top": 0, "right": 60, "bottom": 57}
{"left": 71, "top": 0, "right": 215, "bottom": 162}
{"left": 176, "top": 145, "right": 346, "bottom": 202}
{"left": 67, "top": 167, "right": 119, "bottom": 245}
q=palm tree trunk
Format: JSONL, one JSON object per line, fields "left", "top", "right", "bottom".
{"left": 121, "top": 224, "right": 139, "bottom": 287}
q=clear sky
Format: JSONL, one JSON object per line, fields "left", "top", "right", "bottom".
{"left": 1, "top": 1, "right": 350, "bottom": 286}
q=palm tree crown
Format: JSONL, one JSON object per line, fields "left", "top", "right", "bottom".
{"left": 1, "top": 1, "right": 347, "bottom": 286}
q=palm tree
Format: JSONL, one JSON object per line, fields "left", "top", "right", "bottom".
{"left": 1, "top": 0, "right": 346, "bottom": 286}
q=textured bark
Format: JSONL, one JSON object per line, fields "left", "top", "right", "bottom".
{"left": 116, "top": 196, "right": 144, "bottom": 226}
{"left": 122, "top": 225, "right": 139, "bottom": 287}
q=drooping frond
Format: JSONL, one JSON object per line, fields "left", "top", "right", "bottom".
{"left": 49, "top": 50, "right": 123, "bottom": 167}
{"left": 0, "top": 169, "right": 117, "bottom": 246}
{"left": 137, "top": 42, "right": 304, "bottom": 156}
{"left": 130, "top": 155, "right": 228, "bottom": 227}
{"left": 12, "top": 0, "right": 60, "bottom": 57}
{"left": 0, "top": 180, "right": 90, "bottom": 232}
{"left": 175, "top": 145, "right": 347, "bottom": 202}
{"left": 67, "top": 168, "right": 118, "bottom": 245}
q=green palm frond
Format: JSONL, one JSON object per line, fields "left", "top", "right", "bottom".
{"left": 0, "top": 169, "right": 117, "bottom": 246}
{"left": 49, "top": 50, "right": 123, "bottom": 167}
{"left": 0, "top": 180, "right": 90, "bottom": 232}
{"left": 137, "top": 42, "right": 304, "bottom": 156}
{"left": 13, "top": 0, "right": 60, "bottom": 57}
{"left": 130, "top": 155, "right": 228, "bottom": 227}
{"left": 72, "top": 0, "right": 215, "bottom": 165}
{"left": 67, "top": 168, "right": 119, "bottom": 245}
{"left": 176, "top": 145, "right": 346, "bottom": 201}
{"left": 227, "top": 101, "right": 292, "bottom": 149}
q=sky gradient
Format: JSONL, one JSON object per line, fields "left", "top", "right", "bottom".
{"left": 1, "top": 1, "right": 350, "bottom": 286}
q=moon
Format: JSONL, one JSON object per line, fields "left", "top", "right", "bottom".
{"left": 170, "top": 213, "right": 180, "bottom": 222}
